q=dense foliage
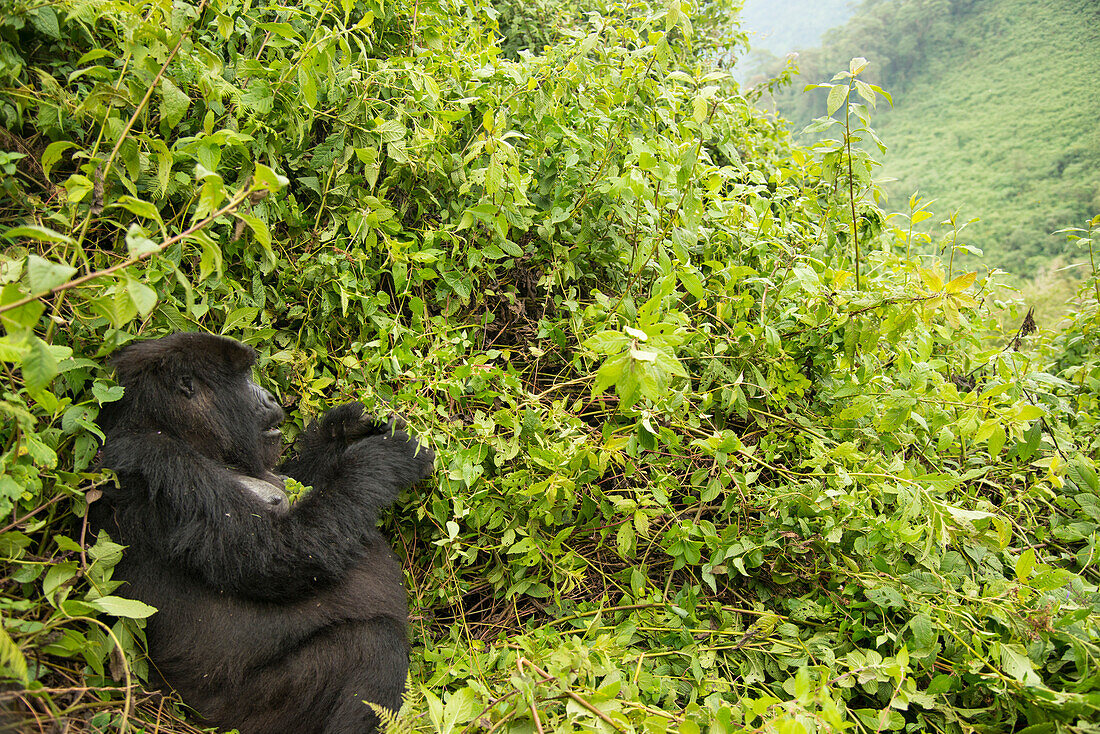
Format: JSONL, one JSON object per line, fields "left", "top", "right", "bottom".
{"left": 750, "top": 0, "right": 1100, "bottom": 277}
{"left": 1, "top": 1, "right": 1099, "bottom": 733}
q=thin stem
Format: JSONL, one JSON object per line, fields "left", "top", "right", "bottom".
{"left": 844, "top": 77, "right": 860, "bottom": 290}
{"left": 1088, "top": 221, "right": 1099, "bottom": 303}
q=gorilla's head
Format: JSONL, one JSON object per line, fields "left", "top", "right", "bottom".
{"left": 102, "top": 333, "right": 285, "bottom": 476}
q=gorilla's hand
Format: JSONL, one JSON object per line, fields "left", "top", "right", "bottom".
{"left": 344, "top": 413, "right": 434, "bottom": 481}
{"left": 283, "top": 403, "right": 434, "bottom": 491}
{"left": 317, "top": 403, "right": 392, "bottom": 444}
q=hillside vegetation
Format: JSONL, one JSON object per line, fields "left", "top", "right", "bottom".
{"left": 755, "top": 0, "right": 1100, "bottom": 277}
{"left": 1, "top": 1, "right": 1100, "bottom": 733}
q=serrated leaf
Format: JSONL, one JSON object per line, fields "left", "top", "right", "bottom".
{"left": 26, "top": 255, "right": 76, "bottom": 294}
{"left": 91, "top": 381, "right": 125, "bottom": 405}
{"left": 21, "top": 336, "right": 58, "bottom": 393}
{"left": 584, "top": 331, "right": 629, "bottom": 354}
{"left": 159, "top": 77, "right": 191, "bottom": 129}
{"left": 996, "top": 643, "right": 1042, "bottom": 686}
{"left": 125, "top": 224, "right": 160, "bottom": 257}
{"left": 30, "top": 7, "right": 60, "bottom": 38}
{"left": 221, "top": 307, "right": 258, "bottom": 334}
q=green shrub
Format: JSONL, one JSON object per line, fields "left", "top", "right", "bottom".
{"left": 1, "top": 1, "right": 1097, "bottom": 732}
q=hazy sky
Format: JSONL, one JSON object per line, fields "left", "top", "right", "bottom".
{"left": 740, "top": 0, "right": 856, "bottom": 55}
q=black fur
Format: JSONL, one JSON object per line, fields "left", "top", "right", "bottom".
{"left": 90, "top": 333, "right": 433, "bottom": 734}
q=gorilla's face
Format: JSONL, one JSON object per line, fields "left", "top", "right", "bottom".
{"left": 107, "top": 333, "right": 286, "bottom": 477}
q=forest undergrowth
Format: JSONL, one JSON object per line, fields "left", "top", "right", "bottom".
{"left": 1, "top": 1, "right": 1099, "bottom": 732}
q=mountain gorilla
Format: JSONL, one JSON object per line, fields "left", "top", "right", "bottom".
{"left": 90, "top": 332, "right": 434, "bottom": 734}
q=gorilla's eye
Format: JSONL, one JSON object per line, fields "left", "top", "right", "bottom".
{"left": 179, "top": 375, "right": 195, "bottom": 398}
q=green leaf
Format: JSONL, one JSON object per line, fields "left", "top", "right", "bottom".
{"left": 88, "top": 595, "right": 158, "bottom": 619}
{"left": 125, "top": 224, "right": 161, "bottom": 257}
{"left": 62, "top": 174, "right": 93, "bottom": 203}
{"left": 92, "top": 380, "right": 125, "bottom": 405}
{"left": 594, "top": 352, "right": 628, "bottom": 395}
{"left": 239, "top": 213, "right": 275, "bottom": 265}
{"left": 125, "top": 276, "right": 158, "bottom": 317}
{"left": 1015, "top": 404, "right": 1045, "bottom": 421}
{"left": 221, "top": 307, "right": 259, "bottom": 334}
{"left": 988, "top": 422, "right": 1006, "bottom": 457}
{"left": 42, "top": 560, "right": 78, "bottom": 601}
{"left": 5, "top": 225, "right": 76, "bottom": 246}
{"left": 193, "top": 175, "right": 226, "bottom": 221}
{"left": 995, "top": 642, "right": 1042, "bottom": 686}
{"left": 197, "top": 234, "right": 223, "bottom": 282}
{"left": 584, "top": 331, "right": 629, "bottom": 354}
{"left": 801, "top": 118, "right": 840, "bottom": 137}
{"left": 945, "top": 272, "right": 976, "bottom": 294}
{"left": 692, "top": 94, "right": 707, "bottom": 124}
{"left": 159, "top": 77, "right": 191, "bottom": 129}
{"left": 114, "top": 195, "right": 163, "bottom": 223}
{"left": 827, "top": 84, "right": 848, "bottom": 116}
{"left": 22, "top": 336, "right": 59, "bottom": 393}
{"left": 30, "top": 6, "right": 60, "bottom": 38}
{"left": 253, "top": 164, "right": 289, "bottom": 192}
{"left": 26, "top": 255, "right": 76, "bottom": 294}
{"left": 679, "top": 269, "right": 704, "bottom": 299}
{"left": 1015, "top": 548, "right": 1035, "bottom": 581}
{"left": 0, "top": 623, "right": 28, "bottom": 683}
{"left": 42, "top": 141, "right": 77, "bottom": 178}
{"left": 0, "top": 284, "right": 44, "bottom": 336}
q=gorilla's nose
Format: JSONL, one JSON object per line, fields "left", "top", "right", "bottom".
{"left": 253, "top": 383, "right": 286, "bottom": 425}
{"left": 259, "top": 388, "right": 280, "bottom": 411}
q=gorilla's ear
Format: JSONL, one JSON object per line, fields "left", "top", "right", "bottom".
{"left": 211, "top": 335, "right": 258, "bottom": 373}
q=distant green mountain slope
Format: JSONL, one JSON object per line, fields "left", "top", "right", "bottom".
{"left": 877, "top": 0, "right": 1100, "bottom": 275}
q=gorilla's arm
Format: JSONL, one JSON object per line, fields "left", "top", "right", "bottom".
{"left": 101, "top": 411, "right": 432, "bottom": 601}
{"left": 278, "top": 404, "right": 433, "bottom": 512}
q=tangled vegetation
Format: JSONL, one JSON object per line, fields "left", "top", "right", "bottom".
{"left": 1, "top": 0, "right": 1099, "bottom": 732}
